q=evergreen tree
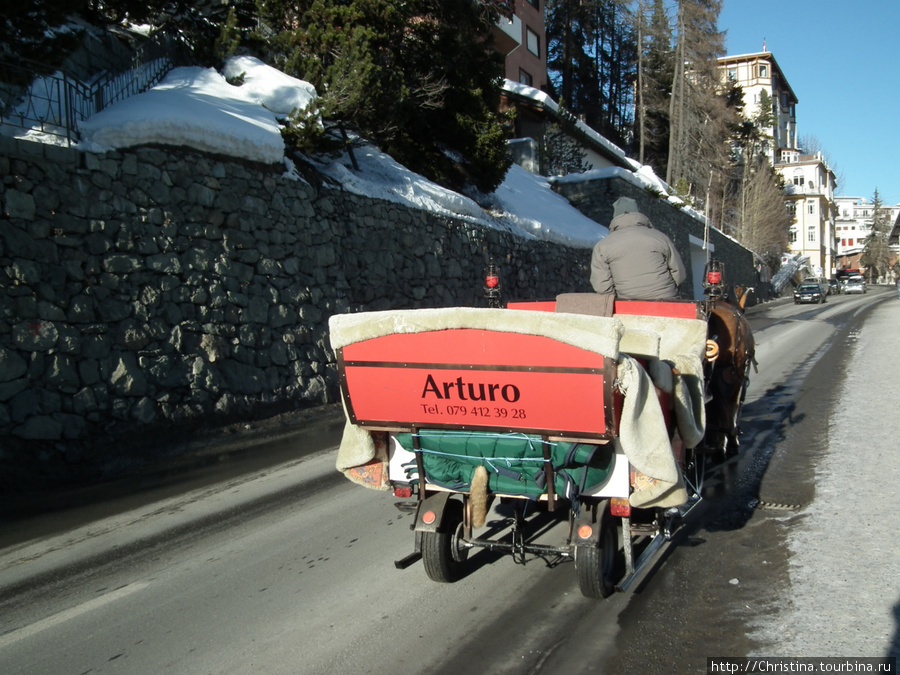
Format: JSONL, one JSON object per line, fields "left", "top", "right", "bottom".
{"left": 89, "top": 1, "right": 257, "bottom": 65}
{"left": 861, "top": 189, "right": 893, "bottom": 282}
{"left": 546, "top": 0, "right": 636, "bottom": 149}
{"left": 257, "top": 0, "right": 512, "bottom": 194}
{"left": 665, "top": 0, "right": 734, "bottom": 221}
{"left": 546, "top": 0, "right": 593, "bottom": 114}
{"left": 635, "top": 0, "right": 673, "bottom": 172}
{"left": 0, "top": 0, "right": 87, "bottom": 69}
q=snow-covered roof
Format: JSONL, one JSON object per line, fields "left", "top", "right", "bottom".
{"left": 501, "top": 79, "right": 631, "bottom": 167}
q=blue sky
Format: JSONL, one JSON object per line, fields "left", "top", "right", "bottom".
{"left": 719, "top": 0, "right": 900, "bottom": 204}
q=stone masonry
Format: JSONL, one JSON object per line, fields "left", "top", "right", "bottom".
{"left": 0, "top": 137, "right": 587, "bottom": 478}
{"left": 0, "top": 135, "right": 753, "bottom": 482}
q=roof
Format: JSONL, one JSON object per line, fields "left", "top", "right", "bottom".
{"left": 718, "top": 51, "right": 798, "bottom": 105}
{"left": 500, "top": 80, "right": 633, "bottom": 171}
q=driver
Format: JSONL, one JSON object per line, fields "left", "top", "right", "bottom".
{"left": 590, "top": 197, "right": 686, "bottom": 300}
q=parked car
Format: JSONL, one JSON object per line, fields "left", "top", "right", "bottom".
{"left": 794, "top": 282, "right": 827, "bottom": 304}
{"left": 803, "top": 277, "right": 830, "bottom": 295}
{"left": 827, "top": 279, "right": 840, "bottom": 295}
{"left": 843, "top": 277, "right": 867, "bottom": 294}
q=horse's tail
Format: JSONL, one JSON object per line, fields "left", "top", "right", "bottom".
{"left": 733, "top": 285, "right": 755, "bottom": 310}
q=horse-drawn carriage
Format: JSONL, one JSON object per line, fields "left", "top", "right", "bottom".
{"left": 328, "top": 274, "right": 754, "bottom": 598}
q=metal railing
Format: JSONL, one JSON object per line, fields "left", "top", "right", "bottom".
{"left": 0, "top": 30, "right": 191, "bottom": 146}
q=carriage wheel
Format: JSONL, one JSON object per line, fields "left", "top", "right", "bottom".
{"left": 421, "top": 499, "right": 469, "bottom": 583}
{"left": 575, "top": 506, "right": 619, "bottom": 598}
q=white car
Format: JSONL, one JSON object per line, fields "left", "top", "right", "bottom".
{"left": 843, "top": 277, "right": 867, "bottom": 294}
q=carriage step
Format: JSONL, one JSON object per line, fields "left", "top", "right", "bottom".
{"left": 615, "top": 533, "right": 666, "bottom": 592}
{"left": 394, "top": 552, "right": 422, "bottom": 569}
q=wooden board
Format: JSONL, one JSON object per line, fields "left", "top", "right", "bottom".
{"left": 337, "top": 328, "right": 617, "bottom": 439}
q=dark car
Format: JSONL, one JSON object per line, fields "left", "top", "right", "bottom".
{"left": 827, "top": 279, "right": 840, "bottom": 295}
{"left": 794, "top": 282, "right": 826, "bottom": 304}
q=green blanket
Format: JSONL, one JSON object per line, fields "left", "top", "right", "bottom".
{"left": 395, "top": 430, "right": 613, "bottom": 501}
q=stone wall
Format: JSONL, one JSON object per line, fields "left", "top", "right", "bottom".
{"left": 0, "top": 136, "right": 600, "bottom": 478}
{"left": 0, "top": 136, "right": 758, "bottom": 482}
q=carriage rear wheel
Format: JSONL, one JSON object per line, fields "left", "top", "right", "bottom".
{"left": 421, "top": 499, "right": 469, "bottom": 583}
{"left": 574, "top": 506, "right": 619, "bottom": 598}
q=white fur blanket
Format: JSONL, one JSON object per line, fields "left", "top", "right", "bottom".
{"left": 329, "top": 306, "right": 623, "bottom": 357}
{"left": 618, "top": 314, "right": 708, "bottom": 450}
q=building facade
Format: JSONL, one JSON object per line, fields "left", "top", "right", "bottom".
{"left": 719, "top": 50, "right": 845, "bottom": 279}
{"left": 777, "top": 151, "right": 837, "bottom": 277}
{"left": 718, "top": 51, "right": 799, "bottom": 164}
{"left": 493, "top": 0, "right": 548, "bottom": 91}
{"left": 834, "top": 196, "right": 900, "bottom": 273}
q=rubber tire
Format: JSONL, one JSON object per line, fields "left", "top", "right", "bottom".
{"left": 421, "top": 499, "right": 468, "bottom": 583}
{"left": 575, "top": 506, "right": 619, "bottom": 599}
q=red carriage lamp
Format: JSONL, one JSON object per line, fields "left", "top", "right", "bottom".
{"left": 484, "top": 260, "right": 502, "bottom": 308}
{"left": 703, "top": 258, "right": 725, "bottom": 297}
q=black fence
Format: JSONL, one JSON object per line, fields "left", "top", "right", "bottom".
{"left": 0, "top": 30, "right": 191, "bottom": 146}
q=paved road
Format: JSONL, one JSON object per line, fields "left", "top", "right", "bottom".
{"left": 1, "top": 289, "right": 897, "bottom": 674}
{"left": 752, "top": 288, "right": 900, "bottom": 657}
{"left": 599, "top": 285, "right": 900, "bottom": 672}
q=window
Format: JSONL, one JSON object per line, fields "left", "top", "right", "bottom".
{"left": 807, "top": 200, "right": 816, "bottom": 215}
{"left": 727, "top": 68, "right": 737, "bottom": 82}
{"left": 526, "top": 0, "right": 539, "bottom": 8}
{"left": 526, "top": 27, "right": 540, "bottom": 57}
{"left": 758, "top": 64, "right": 768, "bottom": 78}
{"left": 789, "top": 227, "right": 798, "bottom": 243}
{"left": 807, "top": 225, "right": 816, "bottom": 242}
{"left": 782, "top": 93, "right": 788, "bottom": 108}
{"left": 793, "top": 174, "right": 803, "bottom": 186}
{"left": 786, "top": 201, "right": 797, "bottom": 216}
{"left": 519, "top": 69, "right": 532, "bottom": 87}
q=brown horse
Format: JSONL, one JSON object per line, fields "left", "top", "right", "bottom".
{"left": 704, "top": 287, "right": 756, "bottom": 454}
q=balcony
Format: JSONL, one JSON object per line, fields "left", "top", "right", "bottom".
{"left": 493, "top": 13, "right": 522, "bottom": 56}
{"left": 784, "top": 183, "right": 831, "bottom": 198}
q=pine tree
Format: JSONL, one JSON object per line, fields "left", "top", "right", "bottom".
{"left": 635, "top": 0, "right": 673, "bottom": 172}
{"left": 546, "top": 0, "right": 637, "bottom": 149}
{"left": 665, "top": 0, "right": 734, "bottom": 220}
{"left": 257, "top": 0, "right": 512, "bottom": 194}
{"left": 546, "top": 0, "right": 595, "bottom": 113}
{"left": 0, "top": 0, "right": 87, "bottom": 69}
{"left": 861, "top": 189, "right": 893, "bottom": 282}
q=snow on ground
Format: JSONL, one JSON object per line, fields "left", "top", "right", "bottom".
{"left": 310, "top": 143, "right": 609, "bottom": 246}
{"left": 77, "top": 60, "right": 293, "bottom": 165}
{"left": 66, "top": 56, "right": 612, "bottom": 247}
{"left": 8, "top": 55, "right": 732, "bottom": 247}
{"left": 750, "top": 299, "right": 900, "bottom": 657}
